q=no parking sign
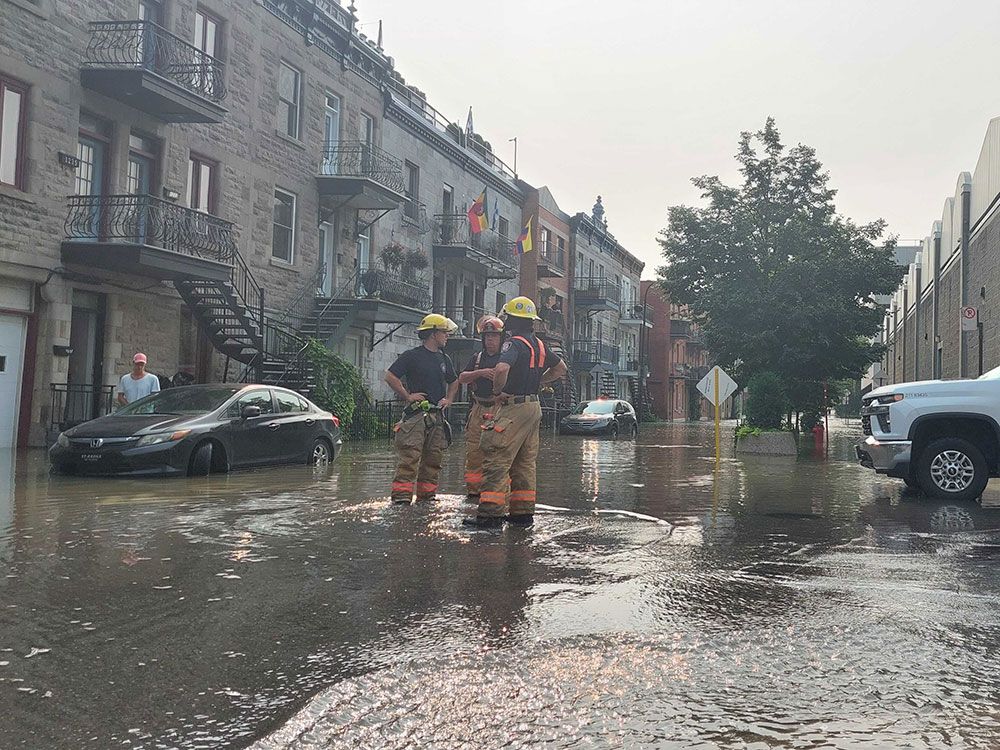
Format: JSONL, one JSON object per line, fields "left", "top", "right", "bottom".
{"left": 962, "top": 306, "right": 978, "bottom": 332}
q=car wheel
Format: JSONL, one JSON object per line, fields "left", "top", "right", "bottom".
{"left": 189, "top": 442, "right": 213, "bottom": 477}
{"left": 608, "top": 424, "right": 619, "bottom": 439}
{"left": 916, "top": 437, "right": 988, "bottom": 502}
{"left": 309, "top": 438, "right": 331, "bottom": 467}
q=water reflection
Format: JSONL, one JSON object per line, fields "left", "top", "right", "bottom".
{"left": 2, "top": 421, "right": 1000, "bottom": 748}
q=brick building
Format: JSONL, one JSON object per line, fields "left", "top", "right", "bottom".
{"left": 880, "top": 116, "right": 1000, "bottom": 386}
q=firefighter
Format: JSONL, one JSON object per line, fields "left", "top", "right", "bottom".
{"left": 464, "top": 297, "right": 567, "bottom": 529}
{"left": 384, "top": 313, "right": 460, "bottom": 504}
{"left": 457, "top": 315, "right": 505, "bottom": 502}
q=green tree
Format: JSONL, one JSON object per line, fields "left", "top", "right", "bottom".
{"left": 657, "top": 119, "right": 904, "bottom": 409}
{"left": 745, "top": 371, "right": 787, "bottom": 429}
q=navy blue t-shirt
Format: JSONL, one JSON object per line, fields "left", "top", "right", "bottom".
{"left": 499, "top": 335, "right": 562, "bottom": 396}
{"left": 388, "top": 345, "right": 457, "bottom": 404}
{"left": 463, "top": 349, "right": 503, "bottom": 399}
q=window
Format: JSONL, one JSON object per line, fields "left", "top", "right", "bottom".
{"left": 540, "top": 227, "right": 549, "bottom": 254}
{"left": 557, "top": 237, "right": 566, "bottom": 266}
{"left": 275, "top": 390, "right": 308, "bottom": 413}
{"left": 498, "top": 216, "right": 509, "bottom": 239}
{"left": 0, "top": 75, "right": 28, "bottom": 189}
{"left": 496, "top": 291, "right": 506, "bottom": 313}
{"left": 277, "top": 62, "right": 301, "bottom": 138}
{"left": 272, "top": 188, "right": 296, "bottom": 263}
{"left": 194, "top": 9, "right": 221, "bottom": 58}
{"left": 404, "top": 161, "right": 419, "bottom": 220}
{"left": 187, "top": 154, "right": 216, "bottom": 213}
{"left": 442, "top": 183, "right": 454, "bottom": 214}
{"left": 227, "top": 390, "right": 274, "bottom": 418}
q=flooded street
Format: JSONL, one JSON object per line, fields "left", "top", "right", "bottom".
{"left": 4, "top": 421, "right": 1000, "bottom": 748}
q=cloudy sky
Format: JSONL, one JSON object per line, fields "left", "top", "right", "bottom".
{"left": 356, "top": 0, "right": 1000, "bottom": 277}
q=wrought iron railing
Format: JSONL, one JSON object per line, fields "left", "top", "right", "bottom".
{"left": 573, "top": 276, "right": 621, "bottom": 307}
{"left": 347, "top": 399, "right": 471, "bottom": 441}
{"left": 64, "top": 194, "right": 237, "bottom": 263}
{"left": 433, "top": 213, "right": 518, "bottom": 273}
{"left": 50, "top": 383, "right": 115, "bottom": 431}
{"left": 619, "top": 303, "right": 650, "bottom": 324}
{"left": 319, "top": 140, "right": 406, "bottom": 195}
{"left": 572, "top": 339, "right": 620, "bottom": 367}
{"left": 357, "top": 265, "right": 430, "bottom": 309}
{"left": 84, "top": 20, "right": 226, "bottom": 103}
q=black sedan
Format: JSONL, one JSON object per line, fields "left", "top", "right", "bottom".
{"left": 559, "top": 398, "right": 638, "bottom": 439}
{"left": 50, "top": 384, "right": 341, "bottom": 477}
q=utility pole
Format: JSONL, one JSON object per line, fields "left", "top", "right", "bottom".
{"left": 636, "top": 282, "right": 655, "bottom": 420}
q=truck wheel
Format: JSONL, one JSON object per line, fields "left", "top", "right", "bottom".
{"left": 916, "top": 438, "right": 989, "bottom": 502}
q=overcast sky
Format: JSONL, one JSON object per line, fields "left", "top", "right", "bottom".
{"left": 356, "top": 0, "right": 1000, "bottom": 278}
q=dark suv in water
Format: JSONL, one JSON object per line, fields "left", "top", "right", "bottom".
{"left": 559, "top": 398, "right": 638, "bottom": 439}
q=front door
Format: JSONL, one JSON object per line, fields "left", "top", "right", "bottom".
{"left": 318, "top": 221, "right": 335, "bottom": 296}
{"left": 322, "top": 94, "right": 340, "bottom": 175}
{"left": 0, "top": 314, "right": 26, "bottom": 448}
{"left": 75, "top": 136, "right": 106, "bottom": 239}
{"left": 66, "top": 290, "right": 106, "bottom": 426}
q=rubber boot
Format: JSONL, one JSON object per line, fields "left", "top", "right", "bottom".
{"left": 461, "top": 516, "right": 505, "bottom": 530}
{"left": 506, "top": 514, "right": 534, "bottom": 528}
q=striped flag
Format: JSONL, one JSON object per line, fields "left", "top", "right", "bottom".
{"left": 467, "top": 188, "right": 489, "bottom": 234}
{"left": 515, "top": 218, "right": 533, "bottom": 255}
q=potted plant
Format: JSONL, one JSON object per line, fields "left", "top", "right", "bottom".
{"left": 379, "top": 241, "right": 407, "bottom": 273}
{"left": 402, "top": 248, "right": 428, "bottom": 274}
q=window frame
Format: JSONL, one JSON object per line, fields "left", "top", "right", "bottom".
{"left": 403, "top": 161, "right": 420, "bottom": 221}
{"left": 194, "top": 7, "right": 223, "bottom": 60}
{"left": 187, "top": 152, "right": 217, "bottom": 214}
{"left": 271, "top": 187, "right": 297, "bottom": 264}
{"left": 0, "top": 74, "right": 29, "bottom": 190}
{"left": 277, "top": 61, "right": 302, "bottom": 139}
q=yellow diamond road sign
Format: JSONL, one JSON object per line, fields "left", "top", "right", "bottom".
{"left": 696, "top": 366, "right": 738, "bottom": 406}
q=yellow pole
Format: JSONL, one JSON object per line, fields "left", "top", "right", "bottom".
{"left": 714, "top": 368, "right": 721, "bottom": 466}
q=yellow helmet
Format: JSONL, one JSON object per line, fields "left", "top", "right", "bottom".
{"left": 502, "top": 296, "right": 541, "bottom": 320}
{"left": 417, "top": 313, "right": 458, "bottom": 333}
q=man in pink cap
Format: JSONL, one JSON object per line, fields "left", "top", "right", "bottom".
{"left": 116, "top": 352, "right": 160, "bottom": 406}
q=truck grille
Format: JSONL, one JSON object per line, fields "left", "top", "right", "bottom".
{"left": 862, "top": 416, "right": 872, "bottom": 435}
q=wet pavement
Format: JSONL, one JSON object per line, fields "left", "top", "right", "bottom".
{"left": 4, "top": 420, "right": 1000, "bottom": 748}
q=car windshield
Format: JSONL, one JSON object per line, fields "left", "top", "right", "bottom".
{"left": 573, "top": 400, "right": 617, "bottom": 415}
{"left": 116, "top": 387, "right": 242, "bottom": 415}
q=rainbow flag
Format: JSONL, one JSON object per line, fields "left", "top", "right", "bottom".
{"left": 467, "top": 188, "right": 489, "bottom": 234}
{"left": 515, "top": 218, "right": 533, "bottom": 255}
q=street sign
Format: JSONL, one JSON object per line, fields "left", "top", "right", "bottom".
{"left": 697, "top": 366, "right": 738, "bottom": 406}
{"left": 961, "top": 306, "right": 979, "bottom": 332}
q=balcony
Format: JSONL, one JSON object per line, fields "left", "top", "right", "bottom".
{"left": 536, "top": 240, "right": 566, "bottom": 278}
{"left": 81, "top": 21, "right": 227, "bottom": 123}
{"left": 670, "top": 363, "right": 708, "bottom": 381}
{"left": 670, "top": 318, "right": 692, "bottom": 339}
{"left": 62, "top": 194, "right": 234, "bottom": 281}
{"left": 349, "top": 265, "right": 430, "bottom": 324}
{"left": 432, "top": 214, "right": 519, "bottom": 280}
{"left": 688, "top": 330, "right": 706, "bottom": 349}
{"left": 619, "top": 302, "right": 653, "bottom": 327}
{"left": 574, "top": 276, "right": 621, "bottom": 311}
{"left": 572, "top": 339, "right": 619, "bottom": 369}
{"left": 619, "top": 358, "right": 642, "bottom": 376}
{"left": 317, "top": 140, "right": 407, "bottom": 210}
{"left": 437, "top": 305, "right": 489, "bottom": 354}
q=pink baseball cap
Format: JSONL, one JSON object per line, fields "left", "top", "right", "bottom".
{"left": 133, "top": 353, "right": 147, "bottom": 364}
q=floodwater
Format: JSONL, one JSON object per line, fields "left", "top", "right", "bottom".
{"left": 4, "top": 421, "right": 1000, "bottom": 749}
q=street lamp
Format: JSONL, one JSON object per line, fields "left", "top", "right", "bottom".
{"left": 636, "top": 282, "right": 656, "bottom": 421}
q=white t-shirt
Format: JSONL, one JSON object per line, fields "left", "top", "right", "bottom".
{"left": 118, "top": 372, "right": 161, "bottom": 404}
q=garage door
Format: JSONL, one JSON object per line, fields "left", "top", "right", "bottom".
{"left": 0, "top": 314, "right": 26, "bottom": 448}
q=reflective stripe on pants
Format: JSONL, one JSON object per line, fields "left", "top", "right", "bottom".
{"left": 391, "top": 413, "right": 446, "bottom": 501}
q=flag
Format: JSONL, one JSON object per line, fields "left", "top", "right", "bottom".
{"left": 468, "top": 188, "right": 489, "bottom": 234}
{"left": 491, "top": 198, "right": 499, "bottom": 231}
{"left": 515, "top": 218, "right": 533, "bottom": 255}
{"left": 465, "top": 107, "right": 474, "bottom": 140}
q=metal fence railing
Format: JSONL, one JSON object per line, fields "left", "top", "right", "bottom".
{"left": 346, "top": 400, "right": 474, "bottom": 442}
{"left": 50, "top": 383, "right": 115, "bottom": 432}
{"left": 319, "top": 140, "right": 406, "bottom": 195}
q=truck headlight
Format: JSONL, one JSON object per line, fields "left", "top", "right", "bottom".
{"left": 137, "top": 429, "right": 191, "bottom": 447}
{"left": 874, "top": 394, "right": 904, "bottom": 405}
{"left": 57, "top": 432, "right": 70, "bottom": 448}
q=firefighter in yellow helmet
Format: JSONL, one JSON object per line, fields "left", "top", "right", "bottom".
{"left": 464, "top": 297, "right": 567, "bottom": 529}
{"left": 457, "top": 315, "right": 505, "bottom": 502}
{"left": 384, "top": 313, "right": 460, "bottom": 503}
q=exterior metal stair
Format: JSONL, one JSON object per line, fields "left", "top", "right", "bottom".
{"left": 174, "top": 248, "right": 316, "bottom": 396}
{"left": 599, "top": 370, "right": 618, "bottom": 399}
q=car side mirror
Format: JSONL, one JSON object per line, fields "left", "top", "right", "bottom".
{"left": 241, "top": 405, "right": 261, "bottom": 419}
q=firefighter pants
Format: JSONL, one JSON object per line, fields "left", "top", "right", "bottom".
{"left": 477, "top": 401, "right": 541, "bottom": 518}
{"left": 464, "top": 402, "right": 490, "bottom": 497}
{"left": 391, "top": 412, "right": 446, "bottom": 502}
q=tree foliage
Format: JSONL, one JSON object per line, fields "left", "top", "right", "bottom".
{"left": 657, "top": 119, "right": 904, "bottom": 408}
{"left": 745, "top": 371, "right": 787, "bottom": 429}
{"left": 304, "top": 339, "right": 366, "bottom": 427}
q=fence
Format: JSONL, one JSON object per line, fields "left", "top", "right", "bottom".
{"left": 50, "top": 383, "right": 115, "bottom": 432}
